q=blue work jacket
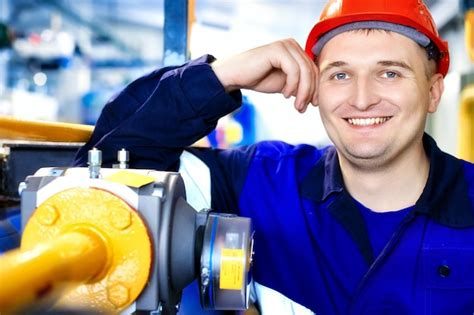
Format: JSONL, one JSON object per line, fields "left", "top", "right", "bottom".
{"left": 74, "top": 56, "right": 474, "bottom": 314}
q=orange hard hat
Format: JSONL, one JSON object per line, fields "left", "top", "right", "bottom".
{"left": 305, "top": 0, "right": 450, "bottom": 76}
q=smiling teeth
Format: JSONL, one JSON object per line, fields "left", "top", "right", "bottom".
{"left": 347, "top": 117, "right": 389, "bottom": 126}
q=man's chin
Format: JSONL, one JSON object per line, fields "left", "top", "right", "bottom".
{"left": 339, "top": 146, "right": 390, "bottom": 168}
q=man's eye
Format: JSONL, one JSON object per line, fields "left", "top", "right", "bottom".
{"left": 332, "top": 72, "right": 348, "bottom": 80}
{"left": 382, "top": 71, "right": 399, "bottom": 79}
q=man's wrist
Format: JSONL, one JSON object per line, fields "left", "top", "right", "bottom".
{"left": 211, "top": 58, "right": 238, "bottom": 93}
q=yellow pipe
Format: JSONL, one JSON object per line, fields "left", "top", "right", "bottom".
{"left": 459, "top": 84, "right": 474, "bottom": 162}
{"left": 0, "top": 115, "right": 93, "bottom": 142}
{"left": 188, "top": 0, "right": 195, "bottom": 59}
{"left": 0, "top": 229, "right": 109, "bottom": 312}
{"left": 0, "top": 114, "right": 212, "bottom": 146}
{"left": 466, "top": 10, "right": 474, "bottom": 62}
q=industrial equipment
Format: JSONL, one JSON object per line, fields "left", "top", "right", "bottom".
{"left": 0, "top": 147, "right": 254, "bottom": 314}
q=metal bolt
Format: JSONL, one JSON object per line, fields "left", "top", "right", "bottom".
{"left": 117, "top": 149, "right": 129, "bottom": 169}
{"left": 18, "top": 182, "right": 27, "bottom": 196}
{"left": 107, "top": 283, "right": 130, "bottom": 308}
{"left": 38, "top": 205, "right": 59, "bottom": 226}
{"left": 109, "top": 208, "right": 132, "bottom": 230}
{"left": 150, "top": 303, "right": 163, "bottom": 314}
{"left": 88, "top": 148, "right": 102, "bottom": 179}
{"left": 201, "top": 267, "right": 210, "bottom": 286}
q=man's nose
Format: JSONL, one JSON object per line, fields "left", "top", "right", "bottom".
{"left": 348, "top": 77, "right": 380, "bottom": 110}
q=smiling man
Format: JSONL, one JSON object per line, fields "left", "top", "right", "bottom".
{"left": 316, "top": 29, "right": 444, "bottom": 211}
{"left": 75, "top": 0, "right": 474, "bottom": 314}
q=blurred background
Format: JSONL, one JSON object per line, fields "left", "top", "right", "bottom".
{"left": 0, "top": 1, "right": 473, "bottom": 314}
{"left": 0, "top": 0, "right": 473, "bottom": 158}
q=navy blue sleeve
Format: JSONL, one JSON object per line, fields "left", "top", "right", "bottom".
{"left": 73, "top": 55, "right": 255, "bottom": 213}
{"left": 73, "top": 55, "right": 242, "bottom": 171}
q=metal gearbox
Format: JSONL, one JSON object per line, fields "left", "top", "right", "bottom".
{"left": 0, "top": 163, "right": 253, "bottom": 314}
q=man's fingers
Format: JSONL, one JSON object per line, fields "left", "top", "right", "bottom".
{"left": 298, "top": 54, "right": 320, "bottom": 110}
{"left": 270, "top": 40, "right": 301, "bottom": 99}
{"left": 278, "top": 39, "right": 318, "bottom": 112}
{"left": 211, "top": 38, "right": 319, "bottom": 111}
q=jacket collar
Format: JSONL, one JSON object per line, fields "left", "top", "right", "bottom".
{"left": 301, "top": 133, "right": 474, "bottom": 228}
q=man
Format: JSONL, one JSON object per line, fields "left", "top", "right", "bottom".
{"left": 75, "top": 0, "right": 474, "bottom": 314}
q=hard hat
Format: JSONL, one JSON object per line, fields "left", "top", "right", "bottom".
{"left": 305, "top": 0, "right": 450, "bottom": 77}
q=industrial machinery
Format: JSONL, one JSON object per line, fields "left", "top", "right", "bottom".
{"left": 0, "top": 147, "right": 254, "bottom": 314}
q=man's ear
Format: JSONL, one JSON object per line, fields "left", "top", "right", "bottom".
{"left": 428, "top": 73, "right": 444, "bottom": 113}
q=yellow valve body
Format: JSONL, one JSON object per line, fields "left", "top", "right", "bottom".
{"left": 0, "top": 187, "right": 152, "bottom": 313}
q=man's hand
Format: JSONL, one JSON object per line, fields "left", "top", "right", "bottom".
{"left": 211, "top": 38, "right": 319, "bottom": 113}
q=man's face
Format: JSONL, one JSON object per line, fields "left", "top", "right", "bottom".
{"left": 317, "top": 30, "right": 443, "bottom": 170}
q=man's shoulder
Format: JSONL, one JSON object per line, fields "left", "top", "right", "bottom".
{"left": 462, "top": 158, "right": 474, "bottom": 168}
{"left": 461, "top": 159, "right": 474, "bottom": 189}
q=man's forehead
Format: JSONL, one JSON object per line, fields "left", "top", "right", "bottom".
{"left": 317, "top": 31, "right": 423, "bottom": 70}
{"left": 319, "top": 30, "right": 421, "bottom": 58}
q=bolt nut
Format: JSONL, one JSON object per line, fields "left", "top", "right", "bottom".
{"left": 118, "top": 149, "right": 129, "bottom": 162}
{"left": 38, "top": 205, "right": 59, "bottom": 226}
{"left": 88, "top": 148, "right": 102, "bottom": 165}
{"left": 107, "top": 283, "right": 130, "bottom": 308}
{"left": 109, "top": 208, "right": 132, "bottom": 230}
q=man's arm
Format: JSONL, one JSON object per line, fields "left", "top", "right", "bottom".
{"left": 73, "top": 55, "right": 242, "bottom": 170}
{"left": 74, "top": 39, "right": 318, "bottom": 168}
{"left": 212, "top": 38, "right": 319, "bottom": 112}
{"left": 73, "top": 40, "right": 319, "bottom": 211}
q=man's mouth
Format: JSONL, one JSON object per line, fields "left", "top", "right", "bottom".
{"left": 346, "top": 117, "right": 392, "bottom": 126}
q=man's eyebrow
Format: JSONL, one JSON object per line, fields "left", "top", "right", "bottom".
{"left": 319, "top": 60, "right": 415, "bottom": 74}
{"left": 378, "top": 60, "right": 414, "bottom": 72}
{"left": 319, "top": 61, "right": 347, "bottom": 74}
